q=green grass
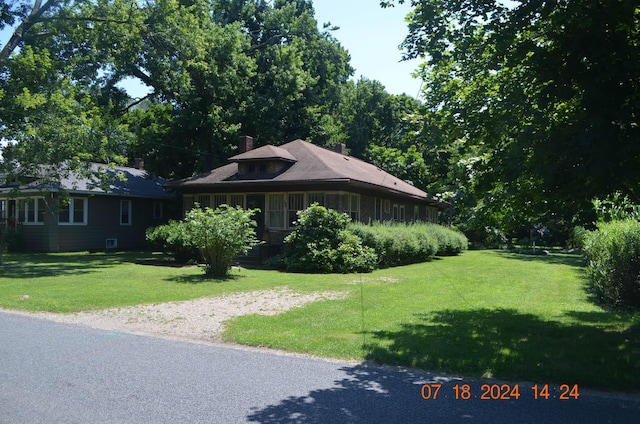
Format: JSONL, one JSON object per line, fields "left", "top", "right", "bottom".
{"left": 223, "top": 250, "right": 640, "bottom": 391}
{"left": 1, "top": 250, "right": 638, "bottom": 391}
{"left": 0, "top": 251, "right": 354, "bottom": 313}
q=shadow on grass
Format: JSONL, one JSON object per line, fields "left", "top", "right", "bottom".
{"left": 164, "top": 273, "right": 241, "bottom": 284}
{"left": 364, "top": 308, "right": 640, "bottom": 391}
{"left": 0, "top": 252, "right": 144, "bottom": 279}
{"left": 494, "top": 250, "right": 586, "bottom": 268}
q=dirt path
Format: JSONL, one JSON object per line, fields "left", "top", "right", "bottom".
{"left": 4, "top": 288, "right": 347, "bottom": 343}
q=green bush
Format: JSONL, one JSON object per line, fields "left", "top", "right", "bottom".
{"left": 284, "top": 204, "right": 377, "bottom": 273}
{"left": 349, "top": 221, "right": 467, "bottom": 268}
{"left": 583, "top": 220, "right": 640, "bottom": 308}
{"left": 146, "top": 220, "right": 199, "bottom": 262}
{"left": 147, "top": 205, "right": 260, "bottom": 277}
{"left": 183, "top": 205, "right": 260, "bottom": 277}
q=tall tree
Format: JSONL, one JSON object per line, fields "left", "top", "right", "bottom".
{"left": 385, "top": 0, "right": 640, "bottom": 231}
{"left": 0, "top": 0, "right": 137, "bottom": 184}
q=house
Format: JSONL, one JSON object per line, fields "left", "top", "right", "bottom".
{"left": 0, "top": 162, "right": 176, "bottom": 252}
{"left": 166, "top": 136, "right": 448, "bottom": 248}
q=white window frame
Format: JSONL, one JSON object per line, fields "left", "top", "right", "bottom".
{"left": 288, "top": 193, "right": 305, "bottom": 227}
{"left": 267, "top": 193, "right": 286, "bottom": 229}
{"left": 58, "top": 197, "right": 88, "bottom": 225}
{"left": 349, "top": 194, "right": 360, "bottom": 221}
{"left": 120, "top": 200, "right": 132, "bottom": 226}
{"left": 21, "top": 197, "right": 45, "bottom": 225}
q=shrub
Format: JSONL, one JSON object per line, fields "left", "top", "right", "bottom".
{"left": 583, "top": 220, "right": 640, "bottom": 308}
{"left": 183, "top": 205, "right": 260, "bottom": 277}
{"left": 146, "top": 220, "right": 199, "bottom": 262}
{"left": 422, "top": 224, "right": 468, "bottom": 256}
{"left": 284, "top": 204, "right": 377, "bottom": 273}
{"left": 147, "top": 205, "right": 260, "bottom": 277}
{"left": 349, "top": 221, "right": 467, "bottom": 268}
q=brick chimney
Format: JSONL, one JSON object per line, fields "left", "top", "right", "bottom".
{"left": 134, "top": 158, "right": 145, "bottom": 170}
{"left": 334, "top": 143, "right": 347, "bottom": 155}
{"left": 239, "top": 135, "right": 254, "bottom": 153}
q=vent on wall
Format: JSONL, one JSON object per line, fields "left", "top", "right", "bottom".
{"left": 105, "top": 238, "right": 118, "bottom": 250}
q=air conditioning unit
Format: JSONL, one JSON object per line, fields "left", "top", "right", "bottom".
{"left": 105, "top": 238, "right": 118, "bottom": 250}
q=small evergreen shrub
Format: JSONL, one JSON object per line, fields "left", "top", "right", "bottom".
{"left": 284, "top": 204, "right": 377, "bottom": 273}
{"left": 583, "top": 220, "right": 640, "bottom": 308}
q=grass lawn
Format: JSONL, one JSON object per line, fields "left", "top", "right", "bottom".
{"left": 1, "top": 249, "right": 638, "bottom": 391}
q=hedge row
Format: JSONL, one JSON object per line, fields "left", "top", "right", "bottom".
{"left": 583, "top": 220, "right": 640, "bottom": 308}
{"left": 349, "top": 221, "right": 468, "bottom": 268}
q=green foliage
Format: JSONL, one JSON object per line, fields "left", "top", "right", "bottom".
{"left": 567, "top": 226, "right": 588, "bottom": 250}
{"left": 593, "top": 192, "right": 640, "bottom": 223}
{"left": 584, "top": 220, "right": 640, "bottom": 308}
{"left": 284, "top": 204, "right": 377, "bottom": 273}
{"left": 147, "top": 205, "right": 259, "bottom": 277}
{"left": 183, "top": 205, "right": 260, "bottom": 277}
{"left": 389, "top": 0, "right": 640, "bottom": 242}
{"left": 145, "top": 220, "right": 199, "bottom": 263}
{"left": 349, "top": 221, "right": 467, "bottom": 268}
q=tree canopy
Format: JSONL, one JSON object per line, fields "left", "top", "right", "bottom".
{"left": 384, "top": 0, "right": 640, "bottom": 238}
{"left": 0, "top": 0, "right": 354, "bottom": 180}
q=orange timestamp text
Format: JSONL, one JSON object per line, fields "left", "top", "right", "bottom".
{"left": 421, "top": 383, "right": 580, "bottom": 401}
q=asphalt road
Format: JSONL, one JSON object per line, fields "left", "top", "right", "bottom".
{"left": 1, "top": 311, "right": 639, "bottom": 423}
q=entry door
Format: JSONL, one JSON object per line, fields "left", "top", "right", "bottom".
{"left": 246, "top": 194, "right": 265, "bottom": 239}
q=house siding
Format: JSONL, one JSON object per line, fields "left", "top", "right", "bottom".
{"left": 1, "top": 194, "right": 174, "bottom": 252}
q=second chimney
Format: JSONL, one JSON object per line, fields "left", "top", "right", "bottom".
{"left": 239, "top": 135, "right": 254, "bottom": 153}
{"left": 334, "top": 143, "right": 347, "bottom": 155}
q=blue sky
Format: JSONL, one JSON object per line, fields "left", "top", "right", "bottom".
{"left": 312, "top": 0, "right": 422, "bottom": 97}
{"left": 0, "top": 0, "right": 422, "bottom": 98}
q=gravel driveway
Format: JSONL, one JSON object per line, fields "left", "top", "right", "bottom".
{"left": 4, "top": 288, "right": 347, "bottom": 344}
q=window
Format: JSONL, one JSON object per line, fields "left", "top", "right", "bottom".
{"left": 308, "top": 193, "right": 325, "bottom": 206}
{"left": 196, "top": 195, "right": 210, "bottom": 209}
{"left": 414, "top": 205, "right": 420, "bottom": 221}
{"left": 267, "top": 194, "right": 285, "bottom": 228}
{"left": 0, "top": 199, "right": 6, "bottom": 219}
{"left": 59, "top": 197, "right": 87, "bottom": 225}
{"left": 213, "top": 194, "right": 227, "bottom": 208}
{"left": 153, "top": 202, "right": 163, "bottom": 219}
{"left": 384, "top": 199, "right": 390, "bottom": 214}
{"left": 230, "top": 194, "right": 245, "bottom": 208}
{"left": 22, "top": 198, "right": 45, "bottom": 224}
{"left": 120, "top": 200, "right": 132, "bottom": 225}
{"left": 349, "top": 194, "right": 359, "bottom": 221}
{"left": 393, "top": 204, "right": 405, "bottom": 222}
{"left": 288, "top": 193, "right": 305, "bottom": 227}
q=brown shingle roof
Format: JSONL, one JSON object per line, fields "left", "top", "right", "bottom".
{"left": 168, "top": 139, "right": 433, "bottom": 202}
{"left": 229, "top": 144, "right": 297, "bottom": 162}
